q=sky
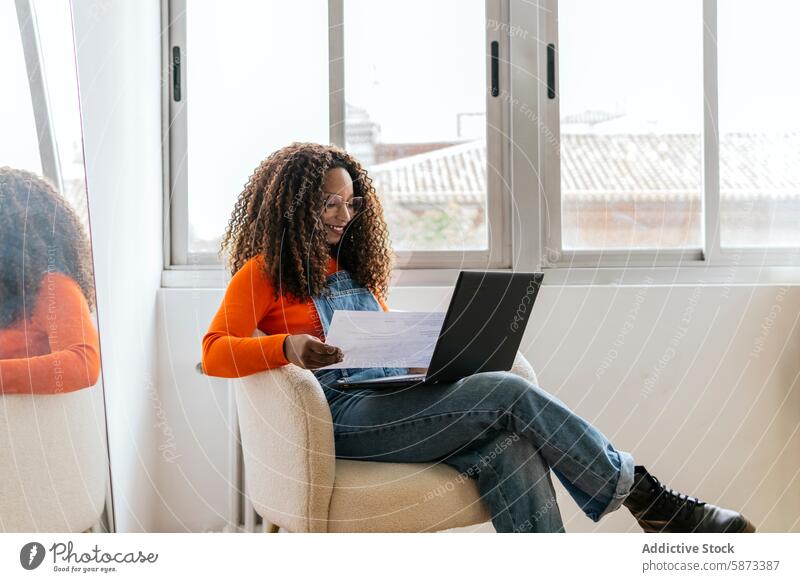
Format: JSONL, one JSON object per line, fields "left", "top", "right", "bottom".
{"left": 344, "top": 0, "right": 486, "bottom": 142}
{"left": 559, "top": 0, "right": 800, "bottom": 133}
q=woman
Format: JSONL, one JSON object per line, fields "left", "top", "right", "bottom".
{"left": 202, "top": 143, "right": 754, "bottom": 533}
{"left": 0, "top": 167, "right": 100, "bottom": 395}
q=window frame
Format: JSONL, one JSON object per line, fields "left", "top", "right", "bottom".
{"left": 163, "top": 0, "right": 514, "bottom": 272}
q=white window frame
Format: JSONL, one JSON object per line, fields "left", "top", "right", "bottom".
{"left": 163, "top": 0, "right": 515, "bottom": 278}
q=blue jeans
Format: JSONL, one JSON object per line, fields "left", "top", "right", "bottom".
{"left": 309, "top": 268, "right": 635, "bottom": 532}
{"left": 325, "top": 372, "right": 635, "bottom": 532}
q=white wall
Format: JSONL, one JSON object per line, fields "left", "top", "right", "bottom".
{"left": 74, "top": 0, "right": 163, "bottom": 533}
{"left": 157, "top": 283, "right": 800, "bottom": 532}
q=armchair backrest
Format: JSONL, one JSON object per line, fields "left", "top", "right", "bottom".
{"left": 0, "top": 385, "right": 108, "bottom": 532}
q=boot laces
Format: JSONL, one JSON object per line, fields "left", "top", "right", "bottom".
{"left": 649, "top": 475, "right": 705, "bottom": 515}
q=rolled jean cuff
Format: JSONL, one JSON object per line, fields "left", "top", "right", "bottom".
{"left": 595, "top": 449, "right": 635, "bottom": 521}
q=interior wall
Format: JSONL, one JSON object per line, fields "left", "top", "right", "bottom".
{"left": 155, "top": 290, "right": 231, "bottom": 532}
{"left": 157, "top": 283, "right": 800, "bottom": 532}
{"left": 74, "top": 0, "right": 163, "bottom": 533}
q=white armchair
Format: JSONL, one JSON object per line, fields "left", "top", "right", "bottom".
{"left": 234, "top": 352, "right": 539, "bottom": 533}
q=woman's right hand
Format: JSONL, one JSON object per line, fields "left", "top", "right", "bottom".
{"left": 283, "top": 334, "right": 344, "bottom": 370}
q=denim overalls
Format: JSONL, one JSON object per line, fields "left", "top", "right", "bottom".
{"left": 310, "top": 269, "right": 408, "bottom": 401}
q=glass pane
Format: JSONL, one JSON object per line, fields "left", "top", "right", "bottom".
{"left": 187, "top": 0, "right": 329, "bottom": 254}
{"left": 558, "top": 0, "right": 703, "bottom": 250}
{"left": 344, "top": 0, "right": 487, "bottom": 251}
{"left": 34, "top": 0, "right": 88, "bottom": 229}
{"left": 0, "top": 0, "right": 41, "bottom": 174}
{"left": 719, "top": 0, "right": 800, "bottom": 247}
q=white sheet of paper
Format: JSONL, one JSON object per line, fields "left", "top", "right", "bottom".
{"left": 317, "top": 310, "right": 446, "bottom": 369}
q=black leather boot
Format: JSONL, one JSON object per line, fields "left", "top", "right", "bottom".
{"left": 623, "top": 466, "right": 756, "bottom": 533}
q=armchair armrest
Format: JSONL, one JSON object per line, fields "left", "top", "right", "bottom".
{"left": 234, "top": 364, "right": 336, "bottom": 533}
{"left": 510, "top": 350, "right": 539, "bottom": 386}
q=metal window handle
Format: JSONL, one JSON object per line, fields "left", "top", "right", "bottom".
{"left": 490, "top": 40, "right": 499, "bottom": 97}
{"left": 172, "top": 46, "right": 182, "bottom": 102}
{"left": 547, "top": 43, "right": 556, "bottom": 99}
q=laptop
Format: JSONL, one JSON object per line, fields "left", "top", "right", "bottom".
{"left": 335, "top": 270, "right": 544, "bottom": 389}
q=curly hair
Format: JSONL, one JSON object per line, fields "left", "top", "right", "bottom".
{"left": 221, "top": 142, "right": 395, "bottom": 303}
{"left": 0, "top": 167, "right": 95, "bottom": 327}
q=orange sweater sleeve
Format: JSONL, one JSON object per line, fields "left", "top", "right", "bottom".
{"left": 201, "top": 257, "right": 291, "bottom": 377}
{"left": 0, "top": 273, "right": 101, "bottom": 395}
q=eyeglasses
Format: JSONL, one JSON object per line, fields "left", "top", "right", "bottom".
{"left": 323, "top": 193, "right": 364, "bottom": 213}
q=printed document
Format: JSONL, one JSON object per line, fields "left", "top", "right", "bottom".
{"left": 317, "top": 310, "right": 446, "bottom": 369}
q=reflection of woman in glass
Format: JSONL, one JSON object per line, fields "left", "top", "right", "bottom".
{"left": 0, "top": 167, "right": 100, "bottom": 394}
{"left": 202, "top": 143, "right": 754, "bottom": 533}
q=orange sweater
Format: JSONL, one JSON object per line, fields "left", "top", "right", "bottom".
{"left": 0, "top": 272, "right": 101, "bottom": 394}
{"left": 201, "top": 255, "right": 389, "bottom": 378}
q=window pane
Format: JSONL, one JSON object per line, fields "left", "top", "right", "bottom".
{"left": 558, "top": 0, "right": 703, "bottom": 250}
{"left": 344, "top": 0, "right": 487, "bottom": 251}
{"left": 34, "top": 0, "right": 88, "bottom": 229}
{"left": 0, "top": 0, "right": 41, "bottom": 174}
{"left": 719, "top": 0, "right": 800, "bottom": 247}
{"left": 187, "top": 1, "right": 329, "bottom": 254}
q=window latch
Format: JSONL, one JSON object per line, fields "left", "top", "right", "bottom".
{"left": 547, "top": 43, "right": 556, "bottom": 99}
{"left": 172, "top": 46, "right": 182, "bottom": 102}
{"left": 490, "top": 41, "right": 499, "bottom": 97}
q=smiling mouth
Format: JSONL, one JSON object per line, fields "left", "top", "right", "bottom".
{"left": 324, "top": 223, "right": 346, "bottom": 234}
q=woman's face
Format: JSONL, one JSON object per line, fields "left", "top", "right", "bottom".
{"left": 321, "top": 167, "right": 355, "bottom": 244}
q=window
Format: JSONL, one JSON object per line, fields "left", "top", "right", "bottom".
{"left": 166, "top": 0, "right": 799, "bottom": 280}
{"left": 541, "top": 0, "right": 800, "bottom": 267}
{"left": 167, "top": 0, "right": 511, "bottom": 268}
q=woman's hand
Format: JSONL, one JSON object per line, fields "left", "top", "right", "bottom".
{"left": 283, "top": 334, "right": 344, "bottom": 370}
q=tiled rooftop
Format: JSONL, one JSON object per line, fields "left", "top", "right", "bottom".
{"left": 369, "top": 133, "right": 800, "bottom": 205}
